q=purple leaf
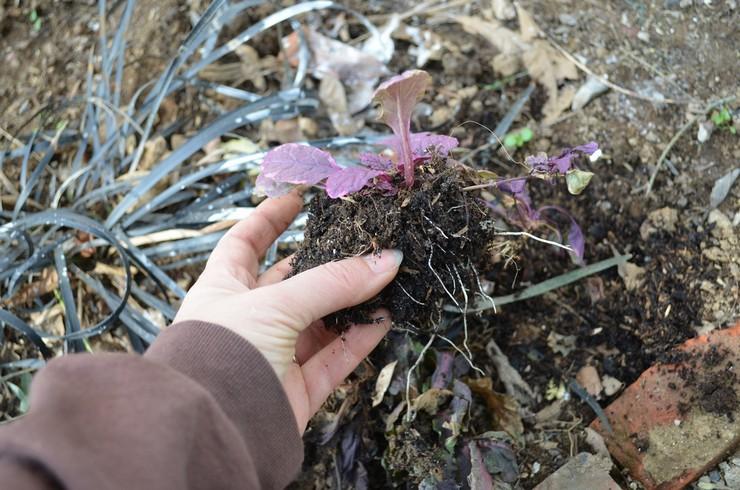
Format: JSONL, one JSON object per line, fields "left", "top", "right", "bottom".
{"left": 382, "top": 132, "right": 459, "bottom": 161}
{"left": 527, "top": 142, "right": 600, "bottom": 175}
{"left": 567, "top": 221, "right": 585, "bottom": 264}
{"left": 325, "top": 166, "right": 382, "bottom": 198}
{"left": 431, "top": 351, "right": 455, "bottom": 390}
{"left": 359, "top": 152, "right": 392, "bottom": 171}
{"left": 495, "top": 177, "right": 529, "bottom": 195}
{"left": 255, "top": 172, "right": 292, "bottom": 197}
{"left": 539, "top": 205, "right": 585, "bottom": 263}
{"left": 374, "top": 175, "right": 398, "bottom": 195}
{"left": 373, "top": 70, "right": 432, "bottom": 187}
{"left": 573, "top": 141, "right": 599, "bottom": 155}
{"left": 262, "top": 143, "right": 339, "bottom": 184}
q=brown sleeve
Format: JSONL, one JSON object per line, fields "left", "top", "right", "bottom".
{"left": 0, "top": 321, "right": 304, "bottom": 490}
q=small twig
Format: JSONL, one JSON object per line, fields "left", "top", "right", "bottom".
{"left": 405, "top": 333, "right": 437, "bottom": 422}
{"left": 645, "top": 95, "right": 737, "bottom": 196}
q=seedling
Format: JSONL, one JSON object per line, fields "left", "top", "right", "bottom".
{"left": 503, "top": 127, "right": 534, "bottom": 149}
{"left": 258, "top": 70, "right": 458, "bottom": 198}
{"left": 257, "top": 69, "right": 598, "bottom": 330}
{"left": 711, "top": 106, "right": 736, "bottom": 134}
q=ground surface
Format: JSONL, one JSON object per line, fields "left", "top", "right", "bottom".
{"left": 1, "top": 0, "right": 738, "bottom": 489}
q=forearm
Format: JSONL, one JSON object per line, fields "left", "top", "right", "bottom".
{"left": 0, "top": 321, "right": 303, "bottom": 490}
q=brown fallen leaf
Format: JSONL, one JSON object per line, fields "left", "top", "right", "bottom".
{"left": 522, "top": 40, "right": 578, "bottom": 123}
{"left": 319, "top": 73, "right": 364, "bottom": 135}
{"left": 412, "top": 387, "right": 453, "bottom": 415}
{"left": 466, "top": 377, "right": 524, "bottom": 441}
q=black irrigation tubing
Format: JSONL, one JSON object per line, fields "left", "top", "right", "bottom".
{"left": 72, "top": 265, "right": 158, "bottom": 346}
{"left": 130, "top": 284, "right": 176, "bottom": 321}
{"left": 53, "top": 247, "right": 86, "bottom": 353}
{"left": 126, "top": 0, "right": 232, "bottom": 174}
{"left": 175, "top": 173, "right": 246, "bottom": 218}
{"left": 115, "top": 232, "right": 187, "bottom": 299}
{"left": 0, "top": 210, "right": 132, "bottom": 343}
{"left": 108, "top": 90, "right": 313, "bottom": 228}
{"left": 0, "top": 309, "right": 53, "bottom": 359}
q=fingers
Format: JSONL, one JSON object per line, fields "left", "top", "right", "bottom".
{"left": 256, "top": 254, "right": 294, "bottom": 287}
{"left": 204, "top": 192, "right": 303, "bottom": 285}
{"left": 301, "top": 311, "right": 392, "bottom": 414}
{"left": 294, "top": 320, "right": 337, "bottom": 364}
{"left": 264, "top": 249, "right": 402, "bottom": 326}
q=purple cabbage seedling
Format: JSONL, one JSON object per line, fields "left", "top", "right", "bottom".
{"left": 256, "top": 68, "right": 598, "bottom": 331}
{"left": 257, "top": 70, "right": 458, "bottom": 199}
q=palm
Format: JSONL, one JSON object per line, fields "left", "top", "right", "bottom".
{"left": 174, "top": 192, "right": 394, "bottom": 432}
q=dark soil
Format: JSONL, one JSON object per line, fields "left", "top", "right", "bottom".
{"left": 290, "top": 156, "right": 494, "bottom": 332}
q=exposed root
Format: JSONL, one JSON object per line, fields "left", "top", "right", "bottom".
{"left": 405, "top": 332, "right": 437, "bottom": 422}
{"left": 438, "top": 333, "right": 486, "bottom": 377}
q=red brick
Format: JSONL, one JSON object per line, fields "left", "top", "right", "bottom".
{"left": 591, "top": 323, "right": 740, "bottom": 490}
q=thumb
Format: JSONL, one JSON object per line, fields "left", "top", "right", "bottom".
{"left": 264, "top": 249, "right": 402, "bottom": 326}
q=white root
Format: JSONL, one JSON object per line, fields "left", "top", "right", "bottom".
{"left": 438, "top": 334, "right": 486, "bottom": 377}
{"left": 397, "top": 281, "right": 426, "bottom": 306}
{"left": 405, "top": 333, "right": 437, "bottom": 422}
{"left": 452, "top": 264, "right": 474, "bottom": 362}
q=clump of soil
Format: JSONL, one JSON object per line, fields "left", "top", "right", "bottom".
{"left": 290, "top": 156, "right": 494, "bottom": 331}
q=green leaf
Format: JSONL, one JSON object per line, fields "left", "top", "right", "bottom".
{"left": 503, "top": 133, "right": 518, "bottom": 148}
{"left": 519, "top": 127, "right": 534, "bottom": 143}
{"left": 566, "top": 168, "right": 594, "bottom": 195}
{"left": 29, "top": 9, "right": 38, "bottom": 22}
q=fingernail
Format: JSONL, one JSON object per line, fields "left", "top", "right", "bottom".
{"left": 363, "top": 249, "right": 403, "bottom": 273}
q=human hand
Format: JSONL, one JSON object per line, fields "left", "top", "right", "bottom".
{"left": 174, "top": 191, "right": 401, "bottom": 433}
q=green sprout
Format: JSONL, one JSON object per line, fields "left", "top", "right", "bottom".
{"left": 711, "top": 106, "right": 736, "bottom": 134}
{"left": 29, "top": 9, "right": 42, "bottom": 32}
{"left": 503, "top": 127, "right": 534, "bottom": 149}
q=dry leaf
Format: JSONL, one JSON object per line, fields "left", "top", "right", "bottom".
{"left": 319, "top": 73, "right": 364, "bottom": 135}
{"left": 618, "top": 260, "right": 646, "bottom": 291}
{"left": 453, "top": 16, "right": 528, "bottom": 58}
{"left": 372, "top": 360, "right": 398, "bottom": 407}
{"left": 466, "top": 377, "right": 524, "bottom": 441}
{"left": 515, "top": 4, "right": 540, "bottom": 41}
{"left": 413, "top": 387, "right": 453, "bottom": 415}
{"left": 491, "top": 0, "right": 516, "bottom": 20}
{"left": 522, "top": 40, "right": 578, "bottom": 123}
{"left": 282, "top": 28, "right": 388, "bottom": 112}
{"left": 486, "top": 339, "right": 536, "bottom": 406}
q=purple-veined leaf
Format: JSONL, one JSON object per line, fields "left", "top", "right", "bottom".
{"left": 255, "top": 172, "right": 292, "bottom": 197}
{"left": 261, "top": 143, "right": 339, "bottom": 184}
{"left": 539, "top": 205, "right": 585, "bottom": 263}
{"left": 359, "top": 152, "right": 393, "bottom": 171}
{"left": 495, "top": 177, "right": 529, "bottom": 195}
{"left": 567, "top": 220, "right": 585, "bottom": 264}
{"left": 325, "top": 166, "right": 382, "bottom": 198}
{"left": 382, "top": 132, "right": 459, "bottom": 161}
{"left": 373, "top": 70, "right": 432, "bottom": 186}
{"left": 528, "top": 142, "right": 600, "bottom": 175}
